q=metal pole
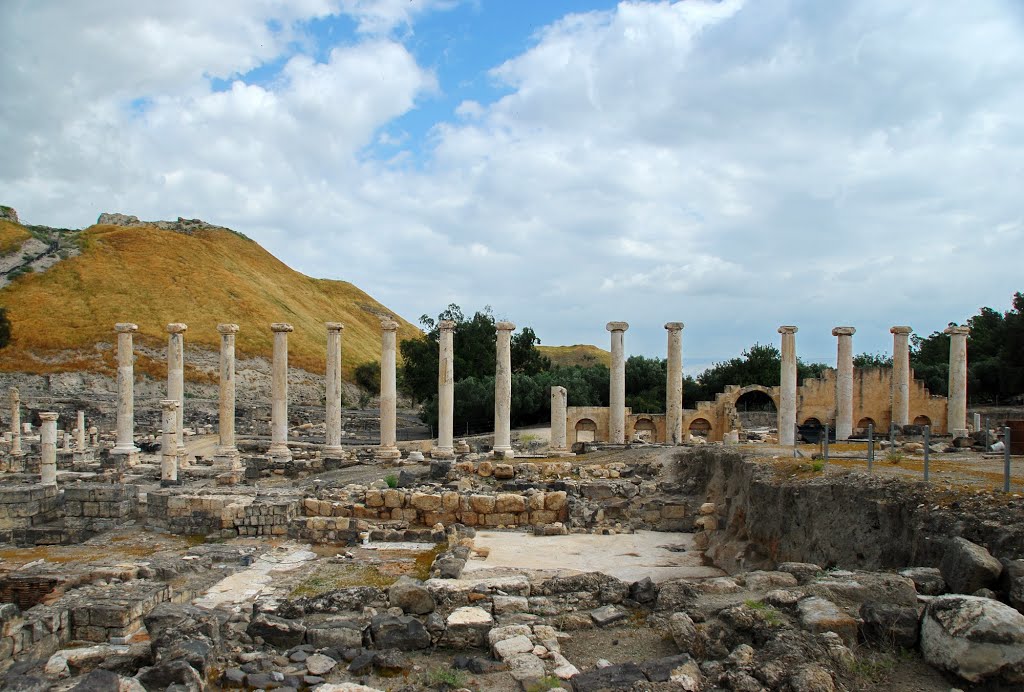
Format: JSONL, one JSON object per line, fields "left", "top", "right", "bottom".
{"left": 823, "top": 424, "right": 829, "bottom": 469}
{"left": 1005, "top": 426, "right": 1012, "bottom": 493}
{"left": 985, "top": 417, "right": 989, "bottom": 452}
{"left": 868, "top": 423, "right": 874, "bottom": 473}
{"left": 923, "top": 425, "right": 930, "bottom": 483}
{"left": 889, "top": 423, "right": 896, "bottom": 449}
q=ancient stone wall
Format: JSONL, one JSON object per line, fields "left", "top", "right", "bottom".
{"left": 0, "top": 485, "right": 59, "bottom": 544}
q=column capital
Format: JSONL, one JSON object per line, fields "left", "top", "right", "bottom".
{"left": 39, "top": 411, "right": 58, "bottom": 422}
{"left": 778, "top": 325, "right": 798, "bottom": 335}
{"left": 438, "top": 320, "right": 456, "bottom": 331}
{"left": 664, "top": 322, "right": 685, "bottom": 331}
{"left": 944, "top": 325, "right": 970, "bottom": 337}
{"left": 606, "top": 321, "right": 629, "bottom": 332}
{"left": 380, "top": 318, "right": 399, "bottom": 332}
{"left": 9, "top": 387, "right": 19, "bottom": 402}
{"left": 160, "top": 399, "right": 178, "bottom": 411}
{"left": 890, "top": 325, "right": 912, "bottom": 335}
{"left": 217, "top": 323, "right": 240, "bottom": 334}
{"left": 115, "top": 322, "right": 138, "bottom": 333}
{"left": 166, "top": 323, "right": 188, "bottom": 334}
{"left": 325, "top": 322, "right": 345, "bottom": 332}
{"left": 496, "top": 321, "right": 516, "bottom": 332}
{"left": 831, "top": 326, "right": 856, "bottom": 337}
{"left": 271, "top": 323, "right": 294, "bottom": 333}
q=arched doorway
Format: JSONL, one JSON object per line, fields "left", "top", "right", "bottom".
{"left": 689, "top": 418, "right": 712, "bottom": 439}
{"left": 799, "top": 417, "right": 823, "bottom": 443}
{"left": 633, "top": 418, "right": 656, "bottom": 442}
{"left": 575, "top": 418, "right": 597, "bottom": 443}
{"left": 734, "top": 387, "right": 778, "bottom": 430}
{"left": 913, "top": 415, "right": 931, "bottom": 427}
{"left": 855, "top": 417, "right": 876, "bottom": 436}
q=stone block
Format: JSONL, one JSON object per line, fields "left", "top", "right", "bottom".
{"left": 469, "top": 495, "right": 495, "bottom": 514}
{"left": 494, "top": 493, "right": 526, "bottom": 513}
{"left": 544, "top": 491, "right": 567, "bottom": 511}
{"left": 940, "top": 537, "right": 1003, "bottom": 594}
{"left": 797, "top": 597, "right": 857, "bottom": 646}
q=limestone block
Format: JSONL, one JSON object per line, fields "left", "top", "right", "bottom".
{"left": 365, "top": 490, "right": 384, "bottom": 508}
{"left": 662, "top": 504, "right": 686, "bottom": 519}
{"left": 797, "top": 597, "right": 858, "bottom": 646}
{"left": 410, "top": 493, "right": 442, "bottom": 512}
{"left": 528, "top": 493, "right": 545, "bottom": 511}
{"left": 530, "top": 510, "right": 557, "bottom": 525}
{"left": 494, "top": 463, "right": 515, "bottom": 479}
{"left": 441, "top": 492, "right": 460, "bottom": 512}
{"left": 699, "top": 503, "right": 715, "bottom": 515}
{"left": 477, "top": 461, "right": 494, "bottom": 477}
{"left": 383, "top": 489, "right": 404, "bottom": 509}
{"left": 460, "top": 511, "right": 478, "bottom": 526}
{"left": 493, "top": 634, "right": 534, "bottom": 661}
{"left": 495, "top": 493, "right": 526, "bottom": 513}
{"left": 544, "top": 491, "right": 567, "bottom": 511}
{"left": 921, "top": 595, "right": 1024, "bottom": 685}
{"left": 469, "top": 495, "right": 495, "bottom": 514}
{"left": 493, "top": 595, "right": 529, "bottom": 615}
{"left": 693, "top": 516, "right": 717, "bottom": 531}
{"left": 444, "top": 606, "right": 493, "bottom": 649}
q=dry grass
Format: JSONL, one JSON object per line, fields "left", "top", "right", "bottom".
{"left": 0, "top": 219, "right": 31, "bottom": 254}
{"left": 0, "top": 223, "right": 420, "bottom": 378}
{"left": 539, "top": 344, "right": 611, "bottom": 368}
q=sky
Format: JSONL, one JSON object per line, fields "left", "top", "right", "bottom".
{"left": 2, "top": 0, "right": 1023, "bottom": 374}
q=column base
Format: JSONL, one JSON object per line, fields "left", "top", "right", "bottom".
{"left": 160, "top": 478, "right": 181, "bottom": 488}
{"left": 323, "top": 445, "right": 347, "bottom": 458}
{"left": 547, "top": 449, "right": 575, "bottom": 457}
{"left": 214, "top": 452, "right": 242, "bottom": 471}
{"left": 110, "top": 447, "right": 140, "bottom": 466}
{"left": 430, "top": 447, "right": 455, "bottom": 460}
{"left": 376, "top": 446, "right": 401, "bottom": 462}
{"left": 268, "top": 442, "right": 292, "bottom": 462}
{"left": 951, "top": 428, "right": 969, "bottom": 439}
{"left": 491, "top": 447, "right": 515, "bottom": 460}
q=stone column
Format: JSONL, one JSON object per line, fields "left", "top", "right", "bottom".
{"left": 550, "top": 386, "right": 569, "bottom": 452}
{"left": 778, "top": 326, "right": 798, "bottom": 445}
{"left": 112, "top": 323, "right": 140, "bottom": 464}
{"left": 377, "top": 319, "right": 401, "bottom": 461}
{"left": 216, "top": 324, "right": 240, "bottom": 466}
{"left": 665, "top": 322, "right": 685, "bottom": 445}
{"left": 432, "top": 320, "right": 456, "bottom": 459}
{"left": 75, "top": 410, "right": 86, "bottom": 451}
{"left": 9, "top": 387, "right": 22, "bottom": 456}
{"left": 607, "top": 321, "right": 629, "bottom": 444}
{"left": 269, "top": 323, "right": 294, "bottom": 461}
{"left": 40, "top": 412, "right": 58, "bottom": 486}
{"left": 166, "top": 323, "right": 188, "bottom": 456}
{"left": 160, "top": 399, "right": 178, "bottom": 484}
{"left": 890, "top": 326, "right": 913, "bottom": 428}
{"left": 945, "top": 325, "right": 970, "bottom": 437}
{"left": 493, "top": 321, "right": 516, "bottom": 458}
{"left": 325, "top": 322, "right": 346, "bottom": 457}
{"left": 832, "top": 327, "right": 856, "bottom": 441}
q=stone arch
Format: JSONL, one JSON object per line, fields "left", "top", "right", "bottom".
{"left": 689, "top": 418, "right": 712, "bottom": 438}
{"left": 856, "top": 417, "right": 876, "bottom": 433}
{"left": 575, "top": 418, "right": 597, "bottom": 443}
{"left": 633, "top": 417, "right": 656, "bottom": 442}
{"left": 913, "top": 415, "right": 931, "bottom": 427}
{"left": 731, "top": 385, "right": 780, "bottom": 410}
{"left": 802, "top": 417, "right": 822, "bottom": 427}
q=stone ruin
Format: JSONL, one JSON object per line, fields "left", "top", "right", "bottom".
{"left": 0, "top": 316, "right": 1021, "bottom": 691}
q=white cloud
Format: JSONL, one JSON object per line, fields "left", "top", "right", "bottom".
{"left": 2, "top": 0, "right": 1023, "bottom": 366}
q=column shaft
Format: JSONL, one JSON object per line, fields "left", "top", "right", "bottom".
{"left": 161, "top": 400, "right": 178, "bottom": 483}
{"left": 217, "top": 324, "right": 240, "bottom": 463}
{"left": 832, "top": 327, "right": 856, "bottom": 441}
{"left": 945, "top": 326, "right": 970, "bottom": 437}
{"left": 607, "top": 322, "right": 629, "bottom": 444}
{"left": 9, "top": 388, "right": 21, "bottom": 455}
{"left": 166, "top": 324, "right": 187, "bottom": 455}
{"left": 269, "top": 323, "right": 293, "bottom": 461}
{"left": 778, "top": 326, "right": 798, "bottom": 445}
{"left": 493, "top": 321, "right": 515, "bottom": 457}
{"left": 433, "top": 321, "right": 455, "bottom": 459}
{"left": 76, "top": 410, "right": 86, "bottom": 451}
{"left": 40, "top": 412, "right": 58, "bottom": 486}
{"left": 891, "top": 326, "right": 912, "bottom": 428}
{"left": 665, "top": 322, "right": 684, "bottom": 445}
{"left": 378, "top": 319, "right": 401, "bottom": 460}
{"left": 325, "top": 323, "right": 345, "bottom": 455}
{"left": 550, "top": 386, "right": 568, "bottom": 452}
{"left": 113, "top": 323, "right": 140, "bottom": 461}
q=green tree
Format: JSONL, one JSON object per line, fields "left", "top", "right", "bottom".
{"left": 354, "top": 361, "right": 380, "bottom": 392}
{"left": 0, "top": 308, "right": 10, "bottom": 349}
{"left": 687, "top": 343, "right": 828, "bottom": 403}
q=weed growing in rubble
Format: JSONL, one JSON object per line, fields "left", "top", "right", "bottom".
{"left": 885, "top": 450, "right": 904, "bottom": 464}
{"left": 525, "top": 676, "right": 563, "bottom": 692}
{"left": 743, "top": 599, "right": 783, "bottom": 626}
{"left": 385, "top": 474, "right": 398, "bottom": 488}
{"left": 811, "top": 460, "right": 825, "bottom": 473}
{"left": 425, "top": 666, "right": 468, "bottom": 689}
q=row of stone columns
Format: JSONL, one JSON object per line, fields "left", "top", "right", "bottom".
{"left": 780, "top": 324, "right": 971, "bottom": 444}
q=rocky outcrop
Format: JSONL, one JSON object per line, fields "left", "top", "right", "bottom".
{"left": 96, "top": 212, "right": 228, "bottom": 235}
{"left": 920, "top": 595, "right": 1024, "bottom": 685}
{"left": 0, "top": 205, "right": 18, "bottom": 223}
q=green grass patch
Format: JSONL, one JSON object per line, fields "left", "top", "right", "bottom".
{"left": 290, "top": 562, "right": 398, "bottom": 598}
{"left": 424, "top": 666, "right": 468, "bottom": 689}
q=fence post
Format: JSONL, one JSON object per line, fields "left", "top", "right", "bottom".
{"left": 823, "top": 424, "right": 829, "bottom": 469}
{"left": 868, "top": 423, "right": 874, "bottom": 473}
{"left": 985, "top": 417, "right": 990, "bottom": 452}
{"left": 1005, "top": 426, "right": 1012, "bottom": 493}
{"left": 793, "top": 424, "right": 798, "bottom": 458}
{"left": 923, "top": 425, "right": 930, "bottom": 483}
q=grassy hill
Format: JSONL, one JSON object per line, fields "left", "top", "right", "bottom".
{"left": 539, "top": 344, "right": 611, "bottom": 369}
{"left": 0, "top": 219, "right": 420, "bottom": 381}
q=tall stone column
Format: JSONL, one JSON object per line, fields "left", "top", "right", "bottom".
{"left": 377, "top": 319, "right": 401, "bottom": 461}
{"left": 269, "top": 323, "right": 294, "bottom": 461}
{"left": 216, "top": 324, "right": 240, "bottom": 467}
{"left": 325, "top": 322, "right": 346, "bottom": 457}
{"left": 945, "top": 325, "right": 970, "bottom": 437}
{"left": 890, "top": 326, "right": 912, "bottom": 428}
{"left": 39, "top": 412, "right": 58, "bottom": 486}
{"left": 166, "top": 323, "right": 188, "bottom": 456}
{"left": 832, "top": 327, "right": 856, "bottom": 441}
{"left": 665, "top": 322, "right": 684, "bottom": 445}
{"left": 432, "top": 320, "right": 456, "bottom": 459}
{"left": 160, "top": 400, "right": 178, "bottom": 484}
{"left": 607, "top": 322, "right": 629, "bottom": 444}
{"left": 9, "top": 387, "right": 22, "bottom": 456}
{"left": 550, "top": 386, "right": 569, "bottom": 452}
{"left": 778, "top": 326, "right": 798, "bottom": 445}
{"left": 493, "top": 321, "right": 516, "bottom": 458}
{"left": 75, "top": 410, "right": 86, "bottom": 451}
{"left": 112, "top": 323, "right": 140, "bottom": 464}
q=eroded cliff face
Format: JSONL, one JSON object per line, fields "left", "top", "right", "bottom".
{"left": 671, "top": 448, "right": 1024, "bottom": 574}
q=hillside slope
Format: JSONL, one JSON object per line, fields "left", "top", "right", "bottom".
{"left": 0, "top": 216, "right": 420, "bottom": 380}
{"left": 538, "top": 344, "right": 611, "bottom": 368}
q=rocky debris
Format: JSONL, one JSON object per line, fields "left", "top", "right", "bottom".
{"left": 920, "top": 594, "right": 1024, "bottom": 685}
{"left": 998, "top": 557, "right": 1024, "bottom": 613}
{"left": 388, "top": 576, "right": 435, "bottom": 615}
{"left": 96, "top": 213, "right": 227, "bottom": 235}
{"left": 305, "top": 618, "right": 365, "bottom": 650}
{"left": 368, "top": 613, "right": 431, "bottom": 651}
{"left": 940, "top": 536, "right": 1003, "bottom": 594}
{"left": 858, "top": 601, "right": 921, "bottom": 648}
{"left": 444, "top": 606, "right": 493, "bottom": 648}
{"left": 796, "top": 597, "right": 858, "bottom": 646}
{"left": 899, "top": 566, "right": 946, "bottom": 595}
{"left": 247, "top": 613, "right": 307, "bottom": 649}
{"left": 588, "top": 604, "right": 628, "bottom": 627}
